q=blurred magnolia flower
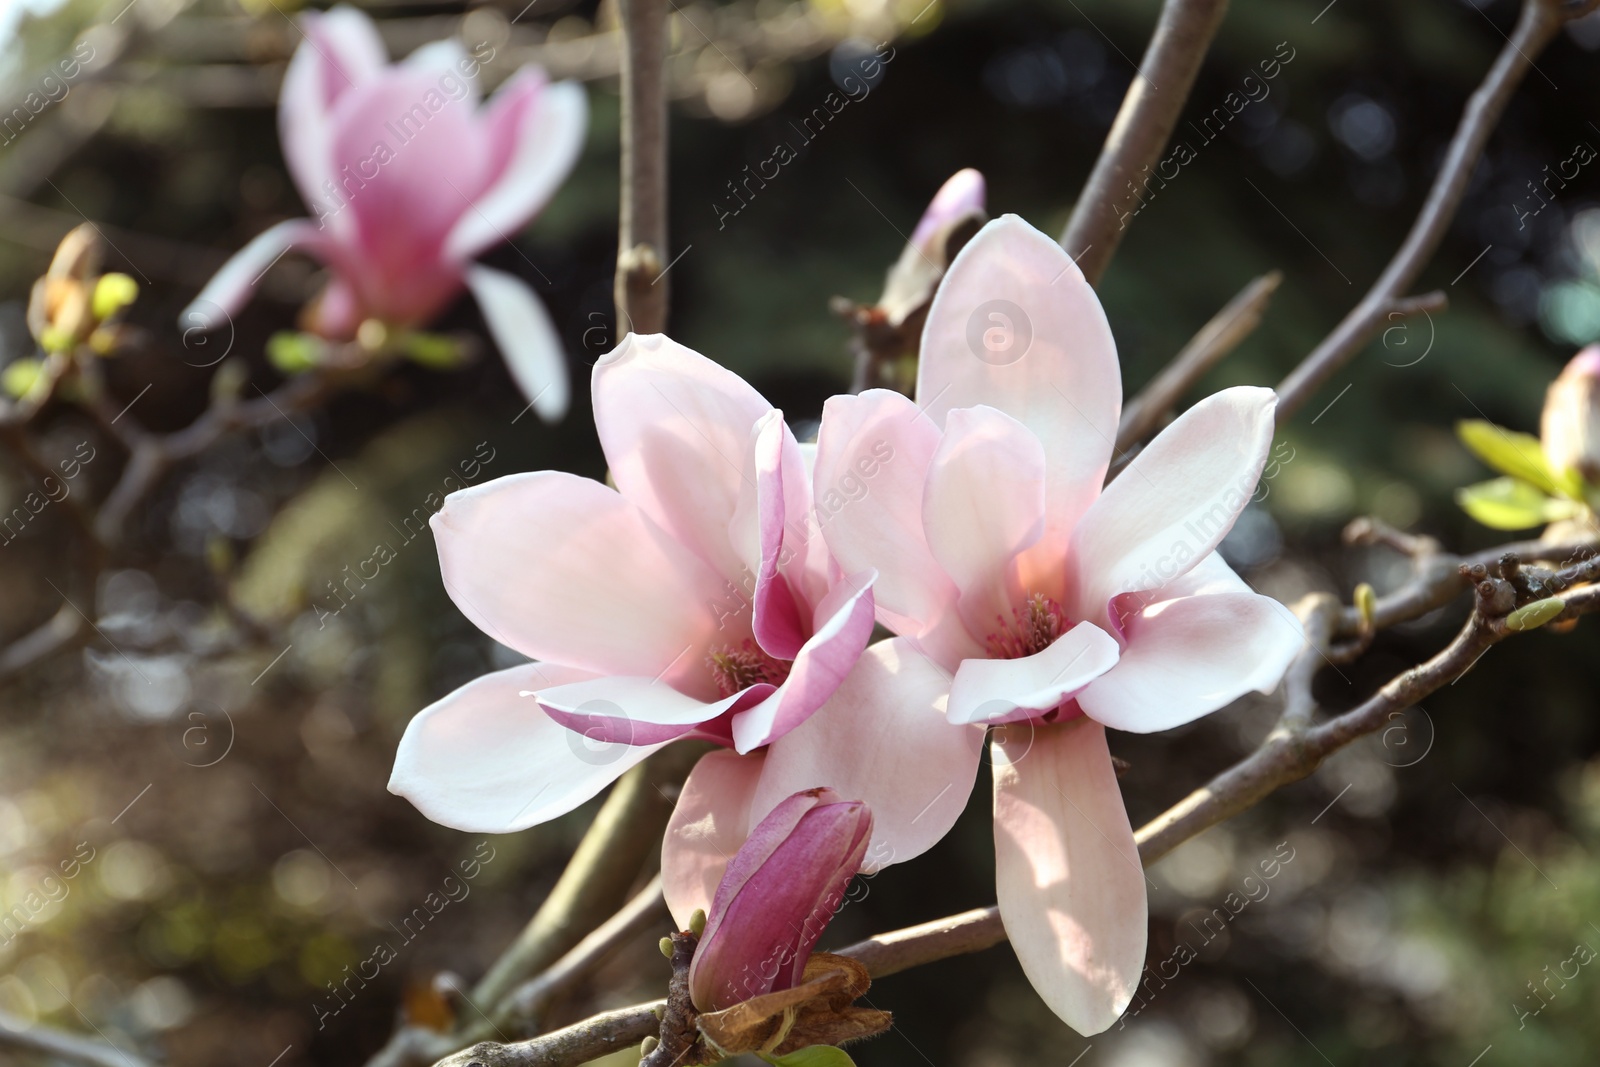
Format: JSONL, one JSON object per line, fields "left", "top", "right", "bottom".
{"left": 689, "top": 788, "right": 870, "bottom": 1012}
{"left": 1543, "top": 345, "right": 1600, "bottom": 485}
{"left": 815, "top": 215, "right": 1303, "bottom": 1034}
{"left": 389, "top": 337, "right": 981, "bottom": 920}
{"left": 181, "top": 5, "right": 585, "bottom": 420}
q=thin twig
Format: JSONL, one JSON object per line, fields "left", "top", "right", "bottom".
{"left": 1273, "top": 0, "right": 1596, "bottom": 424}
{"left": 1115, "top": 270, "right": 1281, "bottom": 452}
{"left": 614, "top": 0, "right": 671, "bottom": 336}
{"left": 431, "top": 1003, "right": 664, "bottom": 1067}
{"left": 1059, "top": 0, "right": 1230, "bottom": 285}
{"left": 369, "top": 747, "right": 704, "bottom": 1067}
{"left": 0, "top": 1008, "right": 158, "bottom": 1067}
{"left": 502, "top": 873, "right": 669, "bottom": 1028}
{"left": 471, "top": 747, "right": 702, "bottom": 1008}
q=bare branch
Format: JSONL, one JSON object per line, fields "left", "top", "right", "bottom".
{"left": 471, "top": 746, "right": 701, "bottom": 1009}
{"left": 1273, "top": 0, "right": 1594, "bottom": 424}
{"left": 0, "top": 603, "right": 86, "bottom": 680}
{"left": 370, "top": 748, "right": 704, "bottom": 1067}
{"left": 1059, "top": 0, "right": 1230, "bottom": 285}
{"left": 1116, "top": 270, "right": 1280, "bottom": 452}
{"left": 431, "top": 1003, "right": 663, "bottom": 1067}
{"left": 831, "top": 907, "right": 1007, "bottom": 980}
{"left": 503, "top": 873, "right": 669, "bottom": 1027}
{"left": 0, "top": 1008, "right": 158, "bottom": 1067}
{"left": 615, "top": 0, "right": 671, "bottom": 337}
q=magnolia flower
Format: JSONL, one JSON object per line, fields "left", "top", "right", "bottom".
{"left": 182, "top": 5, "right": 585, "bottom": 420}
{"left": 389, "top": 336, "right": 981, "bottom": 913}
{"left": 1542, "top": 345, "right": 1600, "bottom": 485}
{"left": 689, "top": 788, "right": 871, "bottom": 1012}
{"left": 814, "top": 215, "right": 1304, "bottom": 1034}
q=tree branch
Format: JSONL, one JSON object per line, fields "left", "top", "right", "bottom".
{"left": 614, "top": 0, "right": 671, "bottom": 337}
{"left": 472, "top": 746, "right": 702, "bottom": 1009}
{"left": 432, "top": 1004, "right": 664, "bottom": 1067}
{"left": 501, "top": 873, "right": 668, "bottom": 1028}
{"left": 0, "top": 1008, "right": 157, "bottom": 1067}
{"left": 1115, "top": 270, "right": 1280, "bottom": 452}
{"left": 370, "top": 747, "right": 703, "bottom": 1067}
{"left": 1059, "top": 0, "right": 1230, "bottom": 285}
{"left": 1273, "top": 0, "right": 1594, "bottom": 424}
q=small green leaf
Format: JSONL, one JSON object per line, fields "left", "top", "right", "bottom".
{"left": 1354, "top": 582, "right": 1377, "bottom": 628}
{"left": 760, "top": 1047, "right": 858, "bottom": 1067}
{"left": 2, "top": 358, "right": 43, "bottom": 398}
{"left": 1456, "top": 477, "right": 1584, "bottom": 530}
{"left": 267, "top": 331, "right": 326, "bottom": 374}
{"left": 1456, "top": 419, "right": 1581, "bottom": 498}
{"left": 403, "top": 332, "right": 466, "bottom": 369}
{"left": 1505, "top": 597, "right": 1566, "bottom": 632}
{"left": 91, "top": 272, "right": 139, "bottom": 320}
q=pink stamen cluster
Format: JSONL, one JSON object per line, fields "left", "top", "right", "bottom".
{"left": 707, "top": 639, "right": 790, "bottom": 697}
{"left": 986, "top": 593, "right": 1069, "bottom": 660}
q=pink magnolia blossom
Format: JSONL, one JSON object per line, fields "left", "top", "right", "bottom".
{"left": 181, "top": 5, "right": 585, "bottom": 420}
{"left": 689, "top": 788, "right": 870, "bottom": 1012}
{"left": 814, "top": 215, "right": 1304, "bottom": 1034}
{"left": 388, "top": 336, "right": 983, "bottom": 918}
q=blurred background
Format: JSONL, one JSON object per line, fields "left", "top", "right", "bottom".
{"left": 4, "top": 0, "right": 1600, "bottom": 1064}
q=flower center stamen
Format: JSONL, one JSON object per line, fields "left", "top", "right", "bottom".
{"left": 985, "top": 593, "right": 1069, "bottom": 659}
{"left": 707, "top": 640, "right": 790, "bottom": 697}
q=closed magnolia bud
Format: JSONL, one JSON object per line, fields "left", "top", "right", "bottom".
{"left": 878, "top": 169, "right": 987, "bottom": 325}
{"left": 687, "top": 788, "right": 872, "bottom": 1013}
{"left": 908, "top": 168, "right": 986, "bottom": 263}
{"left": 1541, "top": 346, "right": 1600, "bottom": 484}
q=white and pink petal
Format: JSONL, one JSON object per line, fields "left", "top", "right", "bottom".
{"left": 593, "top": 334, "right": 773, "bottom": 586}
{"left": 430, "top": 470, "right": 731, "bottom": 683}
{"left": 946, "top": 621, "right": 1119, "bottom": 726}
{"left": 1079, "top": 588, "right": 1303, "bottom": 734}
{"left": 662, "top": 749, "right": 768, "bottom": 928}
{"left": 750, "top": 637, "right": 983, "bottom": 872}
{"left": 388, "top": 662, "right": 664, "bottom": 833}
{"left": 814, "top": 389, "right": 956, "bottom": 635}
{"left": 728, "top": 570, "right": 877, "bottom": 754}
{"left": 993, "top": 720, "right": 1147, "bottom": 1036}
{"left": 918, "top": 216, "right": 1122, "bottom": 553}
{"left": 1069, "top": 387, "right": 1277, "bottom": 630}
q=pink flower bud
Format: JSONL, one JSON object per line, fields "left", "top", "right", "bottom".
{"left": 688, "top": 788, "right": 872, "bottom": 1012}
{"left": 909, "top": 168, "right": 986, "bottom": 258}
{"left": 1542, "top": 345, "right": 1600, "bottom": 483}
